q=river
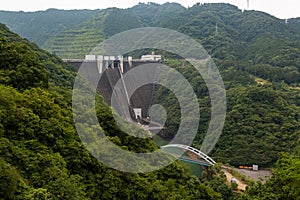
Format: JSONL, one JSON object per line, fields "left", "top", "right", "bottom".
{"left": 152, "top": 135, "right": 203, "bottom": 178}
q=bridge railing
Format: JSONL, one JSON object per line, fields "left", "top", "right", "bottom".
{"left": 161, "top": 144, "right": 216, "bottom": 166}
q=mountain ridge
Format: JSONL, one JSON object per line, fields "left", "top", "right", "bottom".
{"left": 1, "top": 3, "right": 300, "bottom": 59}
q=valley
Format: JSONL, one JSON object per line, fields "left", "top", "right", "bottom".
{"left": 0, "top": 2, "right": 300, "bottom": 199}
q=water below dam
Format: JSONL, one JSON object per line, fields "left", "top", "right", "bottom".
{"left": 153, "top": 135, "right": 203, "bottom": 177}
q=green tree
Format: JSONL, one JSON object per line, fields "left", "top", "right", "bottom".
{"left": 0, "top": 158, "right": 20, "bottom": 200}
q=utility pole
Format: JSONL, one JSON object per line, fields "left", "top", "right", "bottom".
{"left": 247, "top": 0, "right": 250, "bottom": 10}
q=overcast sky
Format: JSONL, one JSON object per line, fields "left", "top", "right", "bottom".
{"left": 0, "top": 0, "right": 299, "bottom": 19}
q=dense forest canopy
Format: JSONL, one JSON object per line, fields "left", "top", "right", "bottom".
{"left": 0, "top": 2, "right": 300, "bottom": 199}
{"left": 0, "top": 23, "right": 227, "bottom": 199}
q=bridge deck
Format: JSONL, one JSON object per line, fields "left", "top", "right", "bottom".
{"left": 161, "top": 144, "right": 216, "bottom": 166}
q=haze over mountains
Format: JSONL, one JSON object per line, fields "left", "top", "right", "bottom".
{"left": 1, "top": 3, "right": 300, "bottom": 58}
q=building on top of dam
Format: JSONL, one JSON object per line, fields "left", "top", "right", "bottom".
{"left": 141, "top": 52, "right": 162, "bottom": 62}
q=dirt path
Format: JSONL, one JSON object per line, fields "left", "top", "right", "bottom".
{"left": 222, "top": 169, "right": 247, "bottom": 191}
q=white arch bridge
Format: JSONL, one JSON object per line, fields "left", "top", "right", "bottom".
{"left": 161, "top": 144, "right": 216, "bottom": 167}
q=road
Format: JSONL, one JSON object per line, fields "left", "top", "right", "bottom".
{"left": 222, "top": 169, "right": 247, "bottom": 191}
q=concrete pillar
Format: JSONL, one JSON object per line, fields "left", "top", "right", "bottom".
{"left": 118, "top": 55, "right": 124, "bottom": 73}
{"left": 97, "top": 55, "right": 103, "bottom": 73}
{"left": 104, "top": 56, "right": 110, "bottom": 69}
{"left": 120, "top": 57, "right": 124, "bottom": 73}
{"left": 128, "top": 56, "right": 132, "bottom": 68}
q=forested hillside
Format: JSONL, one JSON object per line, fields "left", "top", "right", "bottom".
{"left": 0, "top": 9, "right": 95, "bottom": 47}
{"left": 288, "top": 18, "right": 300, "bottom": 32}
{"left": 0, "top": 2, "right": 300, "bottom": 199}
{"left": 2, "top": 3, "right": 300, "bottom": 61}
{"left": 0, "top": 23, "right": 228, "bottom": 199}
{"left": 1, "top": 1, "right": 300, "bottom": 167}
{"left": 240, "top": 144, "right": 300, "bottom": 200}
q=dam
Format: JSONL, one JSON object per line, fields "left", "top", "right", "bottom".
{"left": 64, "top": 54, "right": 162, "bottom": 121}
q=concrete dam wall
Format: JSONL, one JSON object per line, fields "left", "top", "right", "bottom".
{"left": 66, "top": 59, "right": 159, "bottom": 119}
